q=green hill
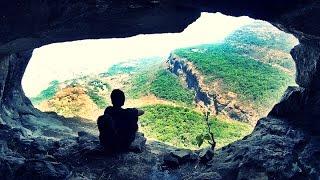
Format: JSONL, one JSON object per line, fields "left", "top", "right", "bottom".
{"left": 224, "top": 21, "right": 298, "bottom": 71}
{"left": 173, "top": 21, "right": 296, "bottom": 113}
{"left": 140, "top": 104, "right": 252, "bottom": 149}
{"left": 174, "top": 44, "right": 294, "bottom": 110}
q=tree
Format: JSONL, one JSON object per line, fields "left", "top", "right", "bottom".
{"left": 196, "top": 111, "right": 216, "bottom": 150}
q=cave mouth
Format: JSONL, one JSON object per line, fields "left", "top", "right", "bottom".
{"left": 21, "top": 12, "right": 298, "bottom": 150}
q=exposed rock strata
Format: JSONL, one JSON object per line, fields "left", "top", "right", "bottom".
{"left": 168, "top": 53, "right": 257, "bottom": 123}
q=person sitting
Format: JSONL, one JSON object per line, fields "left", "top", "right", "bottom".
{"left": 97, "top": 89, "right": 144, "bottom": 153}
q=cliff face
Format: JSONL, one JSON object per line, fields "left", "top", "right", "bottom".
{"left": 168, "top": 54, "right": 258, "bottom": 124}
{"left": 0, "top": 0, "right": 320, "bottom": 179}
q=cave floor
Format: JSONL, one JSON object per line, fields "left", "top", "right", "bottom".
{"left": 0, "top": 112, "right": 209, "bottom": 179}
{"left": 0, "top": 111, "right": 319, "bottom": 179}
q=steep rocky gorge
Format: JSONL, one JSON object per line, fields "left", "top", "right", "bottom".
{"left": 0, "top": 0, "right": 320, "bottom": 179}
{"left": 168, "top": 54, "right": 258, "bottom": 124}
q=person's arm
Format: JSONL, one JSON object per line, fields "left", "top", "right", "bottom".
{"left": 103, "top": 106, "right": 112, "bottom": 115}
{"left": 137, "top": 109, "right": 144, "bottom": 116}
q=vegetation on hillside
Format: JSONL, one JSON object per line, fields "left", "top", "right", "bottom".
{"left": 128, "top": 69, "right": 157, "bottom": 99}
{"left": 88, "top": 79, "right": 111, "bottom": 91}
{"left": 174, "top": 43, "right": 295, "bottom": 110}
{"left": 225, "top": 21, "right": 296, "bottom": 52}
{"left": 30, "top": 80, "right": 59, "bottom": 105}
{"left": 224, "top": 21, "right": 298, "bottom": 71}
{"left": 86, "top": 79, "right": 110, "bottom": 108}
{"left": 150, "top": 70, "right": 194, "bottom": 105}
{"left": 28, "top": 21, "right": 297, "bottom": 150}
{"left": 40, "top": 86, "right": 100, "bottom": 119}
{"left": 87, "top": 89, "right": 108, "bottom": 109}
{"left": 129, "top": 69, "right": 194, "bottom": 105}
{"left": 139, "top": 104, "right": 253, "bottom": 149}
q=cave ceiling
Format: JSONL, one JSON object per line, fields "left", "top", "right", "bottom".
{"left": 0, "top": 0, "right": 319, "bottom": 55}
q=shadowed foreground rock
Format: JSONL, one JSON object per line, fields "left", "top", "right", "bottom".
{"left": 0, "top": 114, "right": 319, "bottom": 179}
{"left": 201, "top": 117, "right": 320, "bottom": 179}
{"left": 0, "top": 124, "right": 173, "bottom": 179}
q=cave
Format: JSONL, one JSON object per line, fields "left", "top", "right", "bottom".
{"left": 0, "top": 1, "right": 320, "bottom": 179}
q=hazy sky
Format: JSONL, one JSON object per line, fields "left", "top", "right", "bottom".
{"left": 22, "top": 12, "right": 254, "bottom": 97}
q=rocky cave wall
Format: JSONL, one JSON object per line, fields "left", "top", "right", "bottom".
{"left": 0, "top": 1, "right": 320, "bottom": 179}
{"left": 0, "top": 51, "right": 35, "bottom": 127}
{"left": 0, "top": 0, "right": 319, "bottom": 131}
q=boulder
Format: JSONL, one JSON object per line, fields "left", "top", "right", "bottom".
{"left": 0, "top": 140, "right": 26, "bottom": 179}
{"left": 191, "top": 172, "right": 222, "bottom": 180}
{"left": 162, "top": 149, "right": 199, "bottom": 168}
{"left": 15, "top": 160, "right": 70, "bottom": 179}
{"left": 237, "top": 164, "right": 268, "bottom": 180}
{"left": 0, "top": 124, "right": 11, "bottom": 130}
{"left": 163, "top": 153, "right": 180, "bottom": 168}
{"left": 199, "top": 148, "right": 214, "bottom": 163}
{"left": 77, "top": 131, "right": 98, "bottom": 142}
{"left": 170, "top": 149, "right": 194, "bottom": 163}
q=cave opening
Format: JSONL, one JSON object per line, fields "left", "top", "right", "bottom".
{"left": 2, "top": 1, "right": 320, "bottom": 179}
{"left": 20, "top": 13, "right": 299, "bottom": 150}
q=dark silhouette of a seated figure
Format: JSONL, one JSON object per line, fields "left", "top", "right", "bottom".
{"left": 97, "top": 89, "right": 144, "bottom": 152}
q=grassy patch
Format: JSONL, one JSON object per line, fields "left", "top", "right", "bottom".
{"left": 139, "top": 104, "right": 253, "bottom": 149}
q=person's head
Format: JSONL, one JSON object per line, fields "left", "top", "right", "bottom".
{"left": 111, "top": 89, "right": 125, "bottom": 108}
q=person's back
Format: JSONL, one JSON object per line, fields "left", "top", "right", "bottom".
{"left": 98, "top": 89, "right": 144, "bottom": 152}
{"left": 104, "top": 106, "right": 138, "bottom": 150}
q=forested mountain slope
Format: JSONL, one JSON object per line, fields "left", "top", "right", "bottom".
{"left": 170, "top": 21, "right": 297, "bottom": 123}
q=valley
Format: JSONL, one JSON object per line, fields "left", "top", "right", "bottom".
{"left": 29, "top": 21, "right": 297, "bottom": 149}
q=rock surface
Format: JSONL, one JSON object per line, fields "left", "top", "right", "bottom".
{"left": 198, "top": 148, "right": 214, "bottom": 163}
{"left": 129, "top": 132, "right": 147, "bottom": 153}
{"left": 163, "top": 149, "right": 198, "bottom": 168}
{"left": 0, "top": 124, "right": 184, "bottom": 179}
{"left": 269, "top": 86, "right": 320, "bottom": 133}
{"left": 163, "top": 153, "right": 180, "bottom": 168}
{"left": 0, "top": 1, "right": 318, "bottom": 55}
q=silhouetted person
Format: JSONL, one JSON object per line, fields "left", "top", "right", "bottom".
{"left": 97, "top": 89, "right": 144, "bottom": 153}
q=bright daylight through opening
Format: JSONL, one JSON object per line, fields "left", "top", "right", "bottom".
{"left": 22, "top": 13, "right": 298, "bottom": 149}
